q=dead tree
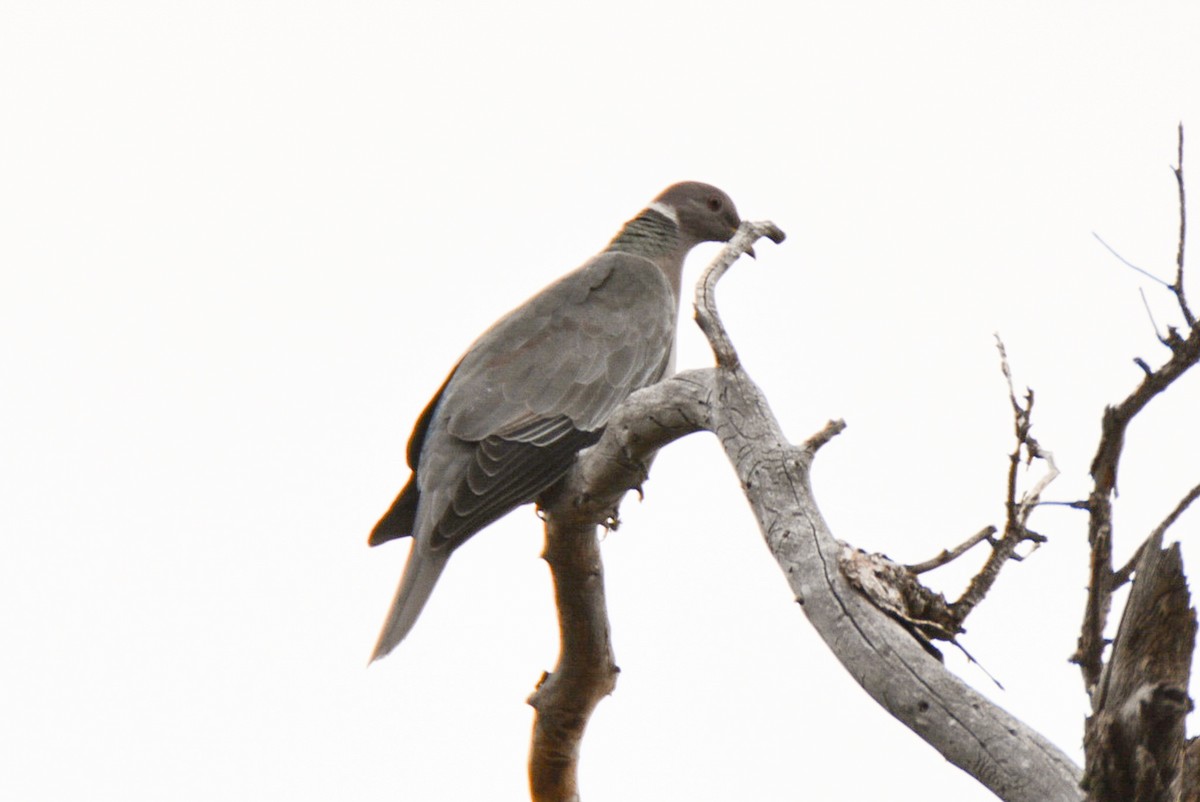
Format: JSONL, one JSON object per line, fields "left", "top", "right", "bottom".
{"left": 528, "top": 128, "right": 1199, "bottom": 802}
{"left": 1074, "top": 126, "right": 1200, "bottom": 802}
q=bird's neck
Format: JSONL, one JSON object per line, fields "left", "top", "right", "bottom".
{"left": 605, "top": 208, "right": 688, "bottom": 300}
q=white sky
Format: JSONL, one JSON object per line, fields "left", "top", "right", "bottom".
{"left": 3, "top": 2, "right": 1200, "bottom": 800}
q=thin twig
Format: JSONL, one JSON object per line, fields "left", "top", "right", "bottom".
{"left": 804, "top": 419, "right": 847, "bottom": 453}
{"left": 1173, "top": 123, "right": 1195, "bottom": 327}
{"left": 1111, "top": 541, "right": 1147, "bottom": 591}
{"left": 1109, "top": 479, "right": 1200, "bottom": 619}
{"left": 1040, "top": 499, "right": 1091, "bottom": 509}
{"left": 1093, "top": 232, "right": 1173, "bottom": 288}
{"left": 998, "top": 337, "right": 1060, "bottom": 525}
{"left": 1139, "top": 287, "right": 1165, "bottom": 343}
{"left": 1018, "top": 449, "right": 1059, "bottom": 525}
{"left": 694, "top": 220, "right": 786, "bottom": 369}
{"left": 1150, "top": 480, "right": 1200, "bottom": 543}
{"left": 950, "top": 338, "right": 1056, "bottom": 621}
{"left": 907, "top": 526, "right": 997, "bottom": 575}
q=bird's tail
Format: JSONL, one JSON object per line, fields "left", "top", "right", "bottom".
{"left": 369, "top": 545, "right": 450, "bottom": 662}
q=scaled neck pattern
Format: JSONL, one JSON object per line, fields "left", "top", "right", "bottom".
{"left": 605, "top": 208, "right": 687, "bottom": 299}
{"left": 606, "top": 208, "right": 683, "bottom": 261}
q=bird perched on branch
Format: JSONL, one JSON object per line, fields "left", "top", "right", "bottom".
{"left": 368, "top": 181, "right": 744, "bottom": 661}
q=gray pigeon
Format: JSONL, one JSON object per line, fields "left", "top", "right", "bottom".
{"left": 368, "top": 181, "right": 744, "bottom": 661}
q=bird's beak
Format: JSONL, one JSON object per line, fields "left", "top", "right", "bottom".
{"left": 745, "top": 245, "right": 756, "bottom": 259}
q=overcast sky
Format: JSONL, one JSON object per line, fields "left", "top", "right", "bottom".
{"left": 4, "top": 2, "right": 1200, "bottom": 800}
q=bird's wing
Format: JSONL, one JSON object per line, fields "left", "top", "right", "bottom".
{"left": 444, "top": 252, "right": 677, "bottom": 436}
{"left": 418, "top": 252, "right": 677, "bottom": 549}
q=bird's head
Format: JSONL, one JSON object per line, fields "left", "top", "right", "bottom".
{"left": 651, "top": 181, "right": 743, "bottom": 248}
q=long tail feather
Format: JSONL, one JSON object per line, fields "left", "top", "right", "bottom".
{"left": 369, "top": 545, "right": 449, "bottom": 662}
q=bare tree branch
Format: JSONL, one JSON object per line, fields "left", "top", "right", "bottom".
{"left": 691, "top": 232, "right": 1082, "bottom": 801}
{"left": 693, "top": 220, "right": 786, "bottom": 369}
{"left": 907, "top": 525, "right": 997, "bottom": 575}
{"left": 528, "top": 375, "right": 714, "bottom": 802}
{"left": 531, "top": 211, "right": 1097, "bottom": 801}
{"left": 888, "top": 339, "right": 1058, "bottom": 641}
{"left": 1112, "top": 481, "right": 1200, "bottom": 590}
{"left": 1072, "top": 127, "right": 1200, "bottom": 802}
{"left": 1076, "top": 130, "right": 1200, "bottom": 696}
{"left": 949, "top": 338, "right": 1057, "bottom": 623}
{"left": 1076, "top": 329, "right": 1200, "bottom": 690}
{"left": 1111, "top": 540, "right": 1148, "bottom": 593}
{"left": 1173, "top": 123, "right": 1195, "bottom": 328}
{"left": 527, "top": 223, "right": 783, "bottom": 802}
{"left": 704, "top": 367, "right": 1082, "bottom": 801}
{"left": 1151, "top": 481, "right": 1200, "bottom": 543}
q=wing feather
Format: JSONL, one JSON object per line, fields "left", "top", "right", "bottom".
{"left": 415, "top": 251, "right": 676, "bottom": 550}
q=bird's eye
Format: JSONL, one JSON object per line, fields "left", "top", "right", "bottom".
{"left": 707, "top": 197, "right": 722, "bottom": 212}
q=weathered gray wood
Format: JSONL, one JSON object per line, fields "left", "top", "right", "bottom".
{"left": 704, "top": 361, "right": 1084, "bottom": 802}
{"left": 527, "top": 220, "right": 1085, "bottom": 801}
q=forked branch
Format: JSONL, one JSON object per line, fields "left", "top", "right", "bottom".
{"left": 532, "top": 214, "right": 1083, "bottom": 802}
{"left": 528, "top": 223, "right": 781, "bottom": 802}
{"left": 1075, "top": 126, "right": 1200, "bottom": 696}
{"left": 1076, "top": 126, "right": 1200, "bottom": 801}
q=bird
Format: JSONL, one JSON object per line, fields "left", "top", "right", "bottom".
{"left": 368, "top": 181, "right": 744, "bottom": 661}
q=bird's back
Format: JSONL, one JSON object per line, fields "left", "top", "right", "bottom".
{"left": 412, "top": 251, "right": 677, "bottom": 551}
{"left": 367, "top": 181, "right": 744, "bottom": 660}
